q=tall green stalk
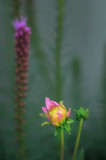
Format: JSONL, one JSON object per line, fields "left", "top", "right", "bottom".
{"left": 102, "top": 46, "right": 106, "bottom": 141}
{"left": 60, "top": 127, "right": 64, "bottom": 160}
{"left": 72, "top": 118, "right": 83, "bottom": 160}
{"left": 26, "top": 0, "right": 53, "bottom": 87}
{"left": 12, "top": 0, "right": 21, "bottom": 18}
{"left": 72, "top": 57, "right": 82, "bottom": 106}
{"left": 56, "top": 0, "right": 64, "bottom": 101}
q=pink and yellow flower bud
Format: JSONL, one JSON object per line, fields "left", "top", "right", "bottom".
{"left": 42, "top": 97, "right": 71, "bottom": 127}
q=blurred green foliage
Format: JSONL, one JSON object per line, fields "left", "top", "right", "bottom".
{"left": 0, "top": 0, "right": 106, "bottom": 160}
{"left": 77, "top": 148, "right": 84, "bottom": 160}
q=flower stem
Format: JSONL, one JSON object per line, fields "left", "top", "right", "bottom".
{"left": 60, "top": 127, "right": 64, "bottom": 160}
{"left": 72, "top": 118, "right": 83, "bottom": 160}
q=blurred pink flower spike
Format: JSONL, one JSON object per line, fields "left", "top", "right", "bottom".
{"left": 13, "top": 17, "right": 27, "bottom": 31}
{"left": 13, "top": 17, "right": 31, "bottom": 35}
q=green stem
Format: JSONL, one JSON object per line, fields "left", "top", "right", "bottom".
{"left": 60, "top": 127, "right": 64, "bottom": 160}
{"left": 72, "top": 118, "right": 83, "bottom": 160}
{"left": 56, "top": 0, "right": 64, "bottom": 101}
{"left": 15, "top": 64, "right": 27, "bottom": 160}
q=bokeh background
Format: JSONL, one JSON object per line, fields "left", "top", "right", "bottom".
{"left": 0, "top": 0, "right": 106, "bottom": 160}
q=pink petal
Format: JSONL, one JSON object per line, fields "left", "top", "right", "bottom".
{"left": 57, "top": 112, "right": 62, "bottom": 116}
{"left": 51, "top": 101, "right": 59, "bottom": 107}
{"left": 42, "top": 107, "right": 48, "bottom": 114}
{"left": 45, "top": 97, "right": 52, "bottom": 111}
{"left": 66, "top": 108, "right": 71, "bottom": 118}
{"left": 58, "top": 115, "right": 62, "bottom": 120}
{"left": 52, "top": 122, "right": 55, "bottom": 126}
{"left": 48, "top": 116, "right": 51, "bottom": 121}
{"left": 57, "top": 112, "right": 62, "bottom": 120}
{"left": 45, "top": 97, "right": 59, "bottom": 111}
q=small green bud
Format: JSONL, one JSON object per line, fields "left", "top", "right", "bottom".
{"left": 74, "top": 107, "right": 89, "bottom": 121}
{"left": 59, "top": 101, "right": 63, "bottom": 105}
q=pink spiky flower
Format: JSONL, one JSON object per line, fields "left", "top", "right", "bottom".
{"left": 41, "top": 97, "right": 73, "bottom": 134}
{"left": 13, "top": 17, "right": 31, "bottom": 159}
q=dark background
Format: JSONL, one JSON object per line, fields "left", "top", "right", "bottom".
{"left": 0, "top": 0, "right": 106, "bottom": 160}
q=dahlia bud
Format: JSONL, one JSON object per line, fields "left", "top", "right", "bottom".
{"left": 74, "top": 107, "right": 89, "bottom": 121}
{"left": 40, "top": 97, "right": 73, "bottom": 134}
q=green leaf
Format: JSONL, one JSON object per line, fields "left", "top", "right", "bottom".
{"left": 77, "top": 148, "right": 84, "bottom": 160}
{"left": 41, "top": 121, "right": 50, "bottom": 126}
{"left": 39, "top": 113, "right": 47, "bottom": 117}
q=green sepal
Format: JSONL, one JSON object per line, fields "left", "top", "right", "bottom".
{"left": 63, "top": 121, "right": 71, "bottom": 135}
{"left": 54, "top": 127, "right": 61, "bottom": 136}
{"left": 74, "top": 107, "right": 89, "bottom": 121}
{"left": 59, "top": 101, "right": 66, "bottom": 110}
{"left": 67, "top": 119, "right": 74, "bottom": 124}
{"left": 41, "top": 121, "right": 50, "bottom": 126}
{"left": 39, "top": 113, "right": 47, "bottom": 117}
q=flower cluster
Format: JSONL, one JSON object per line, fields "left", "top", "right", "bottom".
{"left": 40, "top": 97, "right": 73, "bottom": 134}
